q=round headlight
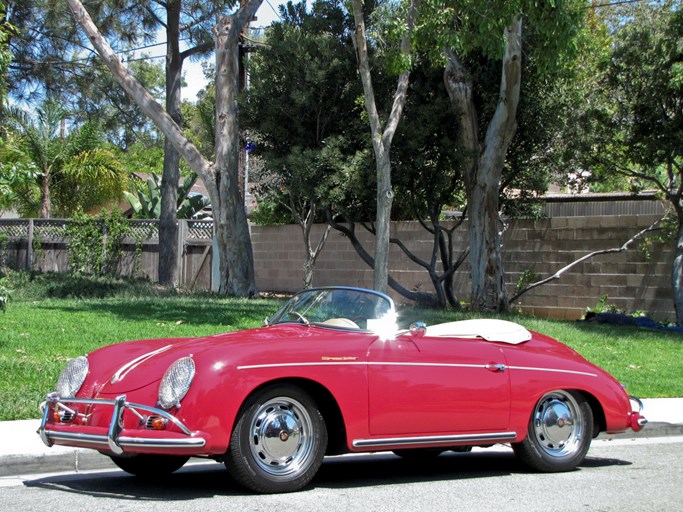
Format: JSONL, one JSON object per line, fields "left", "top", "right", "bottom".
{"left": 56, "top": 356, "right": 89, "bottom": 398}
{"left": 158, "top": 356, "right": 195, "bottom": 410}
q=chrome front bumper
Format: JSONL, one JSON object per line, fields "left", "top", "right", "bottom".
{"left": 38, "top": 393, "right": 206, "bottom": 455}
{"left": 629, "top": 395, "right": 648, "bottom": 431}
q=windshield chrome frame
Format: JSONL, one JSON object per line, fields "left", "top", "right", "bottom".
{"left": 265, "top": 286, "right": 396, "bottom": 335}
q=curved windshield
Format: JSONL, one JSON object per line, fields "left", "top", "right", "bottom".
{"left": 267, "top": 287, "right": 396, "bottom": 335}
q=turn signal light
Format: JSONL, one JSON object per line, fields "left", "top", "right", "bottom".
{"left": 53, "top": 409, "right": 74, "bottom": 423}
{"left": 149, "top": 416, "right": 167, "bottom": 430}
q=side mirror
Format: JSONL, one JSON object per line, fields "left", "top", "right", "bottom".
{"left": 409, "top": 322, "right": 427, "bottom": 337}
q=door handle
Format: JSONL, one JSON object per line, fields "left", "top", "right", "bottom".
{"left": 486, "top": 363, "right": 506, "bottom": 372}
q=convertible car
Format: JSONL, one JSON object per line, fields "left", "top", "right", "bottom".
{"left": 38, "top": 286, "right": 646, "bottom": 493}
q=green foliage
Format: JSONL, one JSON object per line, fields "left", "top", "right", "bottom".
{"left": 0, "top": 277, "right": 11, "bottom": 312}
{"left": 71, "top": 58, "right": 165, "bottom": 148}
{"left": 124, "top": 172, "right": 210, "bottom": 219}
{"left": 5, "top": 271, "right": 162, "bottom": 301}
{"left": 515, "top": 269, "right": 540, "bottom": 296}
{"left": 250, "top": 188, "right": 291, "bottom": 226}
{"left": 65, "top": 210, "right": 130, "bottom": 275}
{"left": 392, "top": 57, "right": 466, "bottom": 221}
{"left": 640, "top": 211, "right": 678, "bottom": 262}
{"left": 418, "top": 0, "right": 584, "bottom": 70}
{"left": 56, "top": 148, "right": 128, "bottom": 216}
{"left": 0, "top": 0, "right": 17, "bottom": 101}
{"left": 243, "top": 0, "right": 368, "bottom": 224}
{"left": 586, "top": 294, "right": 610, "bottom": 315}
{"left": 3, "top": 99, "right": 128, "bottom": 217}
{"left": 560, "top": 1, "right": 682, "bottom": 193}
{"left": 0, "top": 151, "right": 42, "bottom": 214}
{"left": 116, "top": 142, "right": 165, "bottom": 176}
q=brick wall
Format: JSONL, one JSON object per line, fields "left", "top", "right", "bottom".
{"left": 251, "top": 214, "right": 674, "bottom": 321}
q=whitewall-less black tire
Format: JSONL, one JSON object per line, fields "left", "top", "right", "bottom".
{"left": 109, "top": 454, "right": 189, "bottom": 478}
{"left": 513, "top": 390, "right": 593, "bottom": 472}
{"left": 225, "top": 384, "right": 328, "bottom": 493}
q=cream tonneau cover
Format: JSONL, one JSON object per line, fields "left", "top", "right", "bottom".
{"left": 424, "top": 319, "right": 532, "bottom": 344}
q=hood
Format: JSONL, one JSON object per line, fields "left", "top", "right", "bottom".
{"left": 85, "top": 325, "right": 313, "bottom": 395}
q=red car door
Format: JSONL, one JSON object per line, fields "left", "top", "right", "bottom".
{"left": 367, "top": 334, "right": 511, "bottom": 436}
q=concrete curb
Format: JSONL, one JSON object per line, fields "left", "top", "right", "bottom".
{"left": 1, "top": 398, "right": 681, "bottom": 478}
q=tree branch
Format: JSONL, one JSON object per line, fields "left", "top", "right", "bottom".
{"left": 509, "top": 214, "right": 666, "bottom": 304}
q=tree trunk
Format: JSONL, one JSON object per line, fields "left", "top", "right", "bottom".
{"left": 39, "top": 168, "right": 51, "bottom": 218}
{"left": 299, "top": 204, "right": 330, "bottom": 289}
{"left": 158, "top": 0, "right": 182, "bottom": 287}
{"left": 444, "top": 16, "right": 522, "bottom": 312}
{"left": 351, "top": 0, "right": 417, "bottom": 294}
{"left": 213, "top": 12, "right": 257, "bottom": 297}
{"left": 673, "top": 208, "right": 683, "bottom": 326}
{"left": 67, "top": 0, "right": 261, "bottom": 297}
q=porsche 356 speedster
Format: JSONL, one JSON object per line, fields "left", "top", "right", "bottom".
{"left": 38, "top": 286, "right": 646, "bottom": 493}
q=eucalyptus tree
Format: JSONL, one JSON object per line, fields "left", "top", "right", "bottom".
{"left": 351, "top": 0, "right": 419, "bottom": 294}
{"left": 419, "top": 0, "right": 584, "bottom": 312}
{"left": 562, "top": 1, "right": 683, "bottom": 323}
{"left": 66, "top": 0, "right": 261, "bottom": 297}
{"left": 4, "top": 0, "right": 223, "bottom": 285}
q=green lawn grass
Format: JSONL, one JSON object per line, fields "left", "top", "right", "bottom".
{"left": 1, "top": 274, "right": 681, "bottom": 421}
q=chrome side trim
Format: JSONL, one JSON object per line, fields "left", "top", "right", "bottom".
{"left": 352, "top": 431, "right": 517, "bottom": 449}
{"left": 506, "top": 365, "right": 597, "bottom": 378}
{"left": 237, "top": 361, "right": 484, "bottom": 371}
{"left": 238, "top": 360, "right": 598, "bottom": 378}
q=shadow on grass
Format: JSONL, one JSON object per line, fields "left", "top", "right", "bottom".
{"left": 32, "top": 297, "right": 284, "bottom": 329}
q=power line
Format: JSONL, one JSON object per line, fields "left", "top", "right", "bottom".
{"left": 590, "top": 0, "right": 644, "bottom": 9}
{"left": 264, "top": 0, "right": 283, "bottom": 21}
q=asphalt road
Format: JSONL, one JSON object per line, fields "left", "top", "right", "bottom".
{"left": 2, "top": 437, "right": 682, "bottom": 512}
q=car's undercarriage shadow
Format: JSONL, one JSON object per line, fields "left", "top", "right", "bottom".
{"left": 23, "top": 449, "right": 632, "bottom": 499}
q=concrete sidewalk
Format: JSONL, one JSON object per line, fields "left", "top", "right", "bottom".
{"left": 1, "top": 398, "right": 681, "bottom": 478}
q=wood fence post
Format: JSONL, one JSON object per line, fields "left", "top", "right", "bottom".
{"left": 27, "top": 219, "right": 34, "bottom": 270}
{"left": 177, "top": 220, "right": 186, "bottom": 287}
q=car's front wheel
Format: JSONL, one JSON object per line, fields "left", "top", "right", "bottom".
{"left": 225, "top": 384, "right": 328, "bottom": 493}
{"left": 513, "top": 390, "right": 593, "bottom": 472}
{"left": 109, "top": 454, "right": 189, "bottom": 478}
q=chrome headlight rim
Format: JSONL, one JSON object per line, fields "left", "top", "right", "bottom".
{"left": 158, "top": 356, "right": 195, "bottom": 410}
{"left": 56, "top": 355, "right": 89, "bottom": 398}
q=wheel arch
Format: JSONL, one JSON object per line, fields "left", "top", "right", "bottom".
{"left": 237, "top": 377, "right": 348, "bottom": 456}
{"left": 578, "top": 389, "right": 607, "bottom": 437}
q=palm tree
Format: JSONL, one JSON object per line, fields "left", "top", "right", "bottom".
{"left": 4, "top": 98, "right": 127, "bottom": 217}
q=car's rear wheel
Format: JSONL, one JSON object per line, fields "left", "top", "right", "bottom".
{"left": 513, "top": 390, "right": 593, "bottom": 472}
{"left": 109, "top": 454, "right": 189, "bottom": 478}
{"left": 225, "top": 384, "right": 328, "bottom": 493}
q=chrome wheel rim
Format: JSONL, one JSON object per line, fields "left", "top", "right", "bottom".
{"left": 248, "top": 397, "right": 314, "bottom": 477}
{"left": 532, "top": 391, "right": 585, "bottom": 458}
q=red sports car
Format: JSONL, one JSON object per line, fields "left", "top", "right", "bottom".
{"left": 38, "top": 286, "right": 646, "bottom": 493}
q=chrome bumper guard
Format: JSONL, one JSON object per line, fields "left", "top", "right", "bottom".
{"left": 629, "top": 395, "right": 648, "bottom": 429}
{"left": 38, "top": 392, "right": 206, "bottom": 455}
